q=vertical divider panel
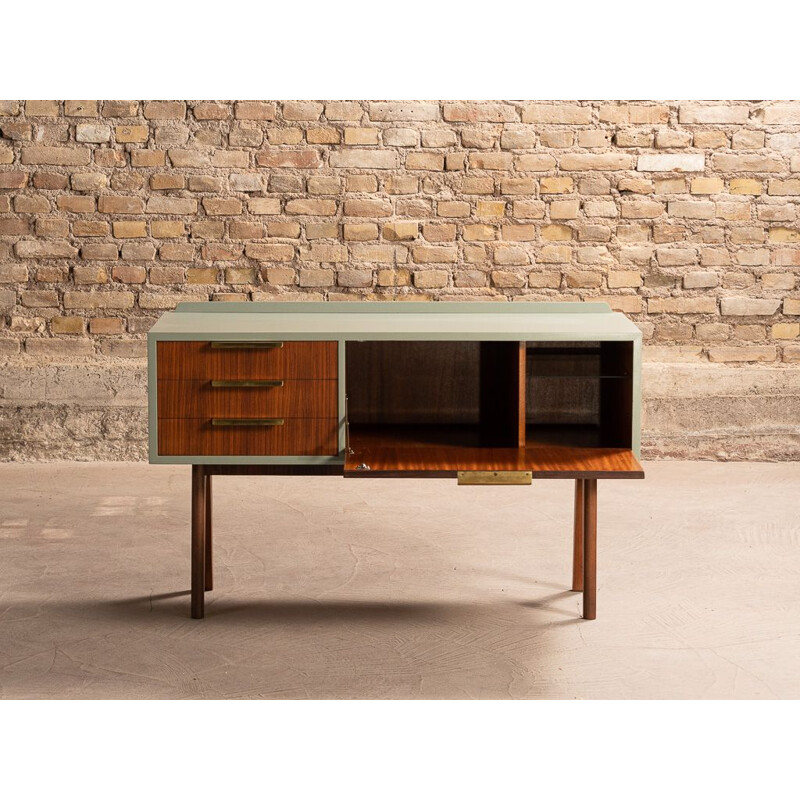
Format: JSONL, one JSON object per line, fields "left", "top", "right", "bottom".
{"left": 479, "top": 341, "right": 526, "bottom": 448}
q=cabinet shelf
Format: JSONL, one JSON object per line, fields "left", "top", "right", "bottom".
{"left": 344, "top": 424, "right": 642, "bottom": 479}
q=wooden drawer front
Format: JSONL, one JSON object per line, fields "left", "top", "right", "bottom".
{"left": 158, "top": 379, "right": 337, "bottom": 419}
{"left": 158, "top": 418, "right": 339, "bottom": 456}
{"left": 156, "top": 341, "right": 337, "bottom": 380}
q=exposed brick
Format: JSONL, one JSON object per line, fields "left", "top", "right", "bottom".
{"left": 712, "top": 154, "right": 784, "bottom": 173}
{"left": 679, "top": 104, "right": 750, "bottom": 124}
{"left": 368, "top": 103, "right": 439, "bottom": 122}
{"left": 637, "top": 154, "right": 705, "bottom": 172}
{"left": 561, "top": 153, "right": 634, "bottom": 171}
{"left": 443, "top": 103, "right": 518, "bottom": 123}
{"left": 112, "top": 221, "right": 147, "bottom": 238}
{"left": 115, "top": 125, "right": 149, "bottom": 143}
{"left": 143, "top": 101, "right": 186, "bottom": 120}
{"left": 256, "top": 149, "right": 322, "bottom": 169}
{"left": 762, "top": 103, "right": 800, "bottom": 125}
{"left": 235, "top": 101, "right": 276, "bottom": 120}
{"left": 193, "top": 102, "right": 230, "bottom": 120}
{"left": 21, "top": 146, "right": 91, "bottom": 166}
{"left": 708, "top": 346, "right": 777, "bottom": 362}
{"left": 521, "top": 104, "right": 591, "bottom": 124}
{"left": 721, "top": 297, "right": 781, "bottom": 316}
{"left": 25, "top": 101, "right": 59, "bottom": 116}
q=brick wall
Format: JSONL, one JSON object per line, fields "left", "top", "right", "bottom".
{"left": 1, "top": 100, "right": 799, "bottom": 460}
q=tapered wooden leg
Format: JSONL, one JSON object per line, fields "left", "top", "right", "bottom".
{"left": 582, "top": 478, "right": 597, "bottom": 620}
{"left": 204, "top": 473, "right": 213, "bottom": 592}
{"left": 572, "top": 479, "right": 584, "bottom": 591}
{"left": 191, "top": 465, "right": 206, "bottom": 619}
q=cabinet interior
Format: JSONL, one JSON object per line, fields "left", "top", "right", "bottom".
{"left": 345, "top": 339, "right": 633, "bottom": 457}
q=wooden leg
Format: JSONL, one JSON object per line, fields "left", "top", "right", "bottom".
{"left": 204, "top": 473, "right": 213, "bottom": 592}
{"left": 572, "top": 479, "right": 584, "bottom": 591}
{"left": 191, "top": 465, "right": 206, "bottom": 619}
{"left": 582, "top": 478, "right": 597, "bottom": 620}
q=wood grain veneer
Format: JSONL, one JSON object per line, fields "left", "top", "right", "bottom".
{"left": 157, "top": 340, "right": 337, "bottom": 380}
{"left": 158, "top": 379, "right": 337, "bottom": 419}
{"left": 159, "top": 418, "right": 339, "bottom": 456}
{"left": 344, "top": 424, "right": 643, "bottom": 478}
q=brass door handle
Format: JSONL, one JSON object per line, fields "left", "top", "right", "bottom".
{"left": 210, "top": 341, "right": 283, "bottom": 349}
{"left": 211, "top": 418, "right": 285, "bottom": 427}
{"left": 210, "top": 380, "right": 284, "bottom": 388}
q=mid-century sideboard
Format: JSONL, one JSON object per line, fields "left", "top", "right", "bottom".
{"left": 148, "top": 301, "right": 644, "bottom": 620}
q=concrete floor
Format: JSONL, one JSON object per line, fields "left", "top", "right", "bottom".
{"left": 0, "top": 461, "right": 798, "bottom": 699}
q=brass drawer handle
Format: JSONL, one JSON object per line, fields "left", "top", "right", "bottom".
{"left": 210, "top": 341, "right": 283, "bottom": 349}
{"left": 211, "top": 418, "right": 285, "bottom": 427}
{"left": 457, "top": 470, "right": 532, "bottom": 485}
{"left": 210, "top": 380, "right": 284, "bottom": 388}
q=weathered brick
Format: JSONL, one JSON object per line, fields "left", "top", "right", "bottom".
{"left": 382, "top": 222, "right": 418, "bottom": 241}
{"left": 712, "top": 154, "right": 784, "bottom": 172}
{"left": 469, "top": 152, "right": 513, "bottom": 170}
{"left": 159, "top": 243, "right": 195, "bottom": 262}
{"left": 76, "top": 123, "right": 111, "bottom": 143}
{"left": 307, "top": 176, "right": 341, "bottom": 195}
{"left": 25, "top": 101, "right": 59, "bottom": 116}
{"left": 16, "top": 241, "right": 77, "bottom": 259}
{"left": 112, "top": 221, "right": 147, "bottom": 238}
{"left": 256, "top": 149, "right": 322, "bottom": 169}
{"left": 769, "top": 227, "right": 800, "bottom": 243}
{"left": 561, "top": 153, "right": 634, "bottom": 171}
{"left": 721, "top": 297, "right": 781, "bottom": 316}
{"left": 648, "top": 297, "right": 717, "bottom": 314}
{"left": 521, "top": 104, "right": 591, "bottom": 124}
{"left": 709, "top": 346, "right": 777, "bottom": 362}
{"left": 344, "top": 199, "right": 392, "bottom": 217}
{"left": 152, "top": 220, "right": 187, "bottom": 238}
{"left": 668, "top": 200, "right": 715, "bottom": 219}
{"left": 368, "top": 103, "right": 439, "bottom": 122}
{"left": 284, "top": 198, "right": 336, "bottom": 216}
{"left": 193, "top": 102, "right": 230, "bottom": 120}
{"left": 115, "top": 124, "right": 149, "bottom": 143}
{"left": 762, "top": 103, "right": 800, "bottom": 125}
{"left": 32, "top": 172, "right": 66, "bottom": 190}
{"left": 131, "top": 150, "right": 165, "bottom": 167}
{"left": 102, "top": 101, "right": 139, "bottom": 118}
{"left": 679, "top": 104, "right": 750, "bottom": 124}
{"left": 691, "top": 177, "right": 724, "bottom": 194}
{"left": 21, "top": 146, "right": 91, "bottom": 166}
{"left": 145, "top": 196, "right": 197, "bottom": 215}
{"left": 234, "top": 102, "right": 276, "bottom": 120}
{"left": 81, "top": 243, "right": 119, "bottom": 261}
{"left": 144, "top": 101, "right": 186, "bottom": 120}
{"left": 637, "top": 154, "right": 705, "bottom": 172}
{"left": 443, "top": 103, "right": 518, "bottom": 123}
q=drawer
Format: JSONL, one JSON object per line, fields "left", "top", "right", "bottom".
{"left": 158, "top": 379, "right": 337, "bottom": 419}
{"left": 156, "top": 340, "right": 337, "bottom": 380}
{"left": 158, "top": 417, "right": 339, "bottom": 456}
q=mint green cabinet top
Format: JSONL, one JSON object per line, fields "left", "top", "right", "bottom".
{"left": 148, "top": 301, "right": 642, "bottom": 341}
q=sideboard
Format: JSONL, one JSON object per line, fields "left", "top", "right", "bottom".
{"left": 148, "top": 301, "right": 644, "bottom": 620}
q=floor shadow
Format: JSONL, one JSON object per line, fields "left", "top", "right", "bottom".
{"left": 0, "top": 590, "right": 581, "bottom": 625}
{"left": 515, "top": 590, "right": 578, "bottom": 619}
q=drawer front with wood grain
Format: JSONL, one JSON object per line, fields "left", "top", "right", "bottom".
{"left": 158, "top": 417, "right": 339, "bottom": 456}
{"left": 156, "top": 340, "right": 337, "bottom": 380}
{"left": 157, "top": 379, "right": 338, "bottom": 420}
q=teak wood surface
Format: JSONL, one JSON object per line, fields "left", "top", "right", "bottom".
{"left": 157, "top": 340, "right": 337, "bottom": 380}
{"left": 344, "top": 424, "right": 643, "bottom": 478}
{"left": 159, "top": 418, "right": 339, "bottom": 456}
{"left": 158, "top": 379, "right": 337, "bottom": 419}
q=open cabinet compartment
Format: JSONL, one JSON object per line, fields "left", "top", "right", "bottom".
{"left": 344, "top": 340, "right": 525, "bottom": 475}
{"left": 343, "top": 338, "right": 641, "bottom": 478}
{"left": 525, "top": 340, "right": 634, "bottom": 450}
